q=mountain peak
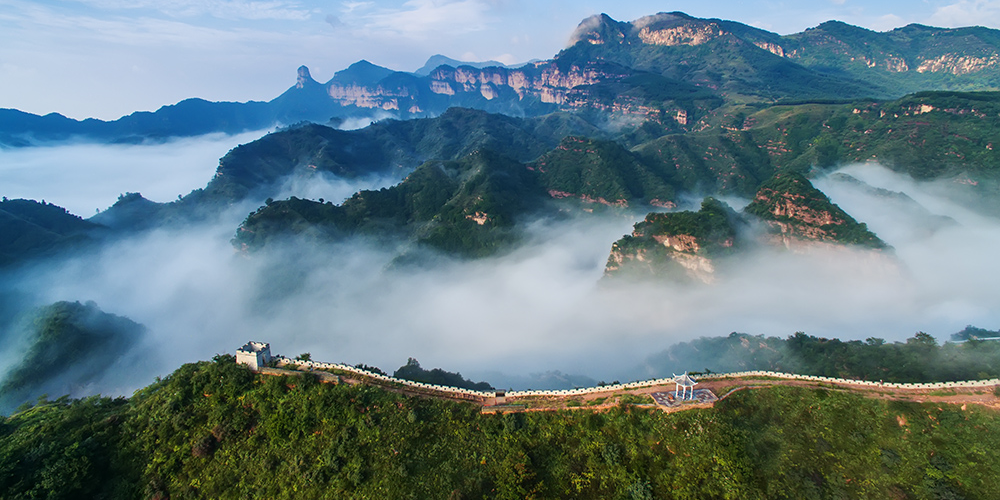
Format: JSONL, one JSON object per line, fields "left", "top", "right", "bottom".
{"left": 744, "top": 172, "right": 886, "bottom": 249}
{"left": 296, "top": 65, "right": 317, "bottom": 89}
{"left": 328, "top": 60, "right": 395, "bottom": 86}
{"left": 567, "top": 13, "right": 628, "bottom": 46}
{"left": 414, "top": 54, "right": 508, "bottom": 75}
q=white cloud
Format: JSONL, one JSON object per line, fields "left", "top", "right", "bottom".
{"left": 0, "top": 130, "right": 272, "bottom": 215}
{"left": 929, "top": 0, "right": 1000, "bottom": 27}
{"left": 869, "top": 13, "right": 906, "bottom": 31}
{"left": 492, "top": 52, "right": 517, "bottom": 64}
{"left": 65, "top": 0, "right": 313, "bottom": 21}
{"left": 352, "top": 0, "right": 495, "bottom": 39}
{"left": 340, "top": 1, "right": 374, "bottom": 13}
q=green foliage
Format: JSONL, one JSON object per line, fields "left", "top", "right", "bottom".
{"left": 0, "top": 301, "right": 145, "bottom": 411}
{"left": 951, "top": 325, "right": 1000, "bottom": 341}
{"left": 532, "top": 136, "right": 676, "bottom": 206}
{"left": 636, "top": 198, "right": 742, "bottom": 252}
{"left": 648, "top": 331, "right": 1000, "bottom": 383}
{"left": 559, "top": 14, "right": 885, "bottom": 103}
{"left": 605, "top": 198, "right": 744, "bottom": 280}
{"left": 200, "top": 108, "right": 588, "bottom": 206}
{"left": 744, "top": 171, "right": 887, "bottom": 248}
{"left": 392, "top": 358, "right": 493, "bottom": 391}
{"left": 0, "top": 396, "right": 138, "bottom": 499}
{"left": 225, "top": 93, "right": 1000, "bottom": 259}
{"left": 235, "top": 149, "right": 547, "bottom": 258}
{"left": 5, "top": 357, "right": 1000, "bottom": 498}
{"left": 0, "top": 198, "right": 104, "bottom": 267}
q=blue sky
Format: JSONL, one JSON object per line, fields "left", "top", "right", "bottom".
{"left": 2, "top": 0, "right": 1000, "bottom": 120}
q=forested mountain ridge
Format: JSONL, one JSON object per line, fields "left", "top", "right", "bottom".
{"left": 234, "top": 149, "right": 548, "bottom": 257}
{"left": 605, "top": 198, "right": 744, "bottom": 283}
{"left": 2, "top": 354, "right": 998, "bottom": 499}
{"left": 0, "top": 198, "right": 106, "bottom": 266}
{"left": 6, "top": 90, "right": 997, "bottom": 266}
{"left": 226, "top": 89, "right": 995, "bottom": 259}
{"left": 743, "top": 172, "right": 887, "bottom": 249}
{"left": 0, "top": 301, "right": 145, "bottom": 412}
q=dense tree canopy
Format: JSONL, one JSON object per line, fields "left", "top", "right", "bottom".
{"left": 2, "top": 355, "right": 998, "bottom": 499}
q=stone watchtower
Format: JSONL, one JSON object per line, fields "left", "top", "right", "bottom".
{"left": 236, "top": 341, "right": 272, "bottom": 370}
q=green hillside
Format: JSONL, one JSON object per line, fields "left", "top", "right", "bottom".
{"left": 235, "top": 149, "right": 547, "bottom": 257}
{"left": 743, "top": 172, "right": 886, "bottom": 248}
{"left": 559, "top": 13, "right": 886, "bottom": 102}
{"left": 229, "top": 90, "right": 1000, "bottom": 259}
{"left": 605, "top": 198, "right": 744, "bottom": 281}
{"left": 784, "top": 22, "right": 1000, "bottom": 95}
{"left": 533, "top": 136, "right": 677, "bottom": 207}
{"left": 2, "top": 356, "right": 998, "bottom": 499}
{"left": 0, "top": 199, "right": 105, "bottom": 267}
{"left": 0, "top": 301, "right": 145, "bottom": 411}
{"left": 628, "top": 91, "right": 1000, "bottom": 204}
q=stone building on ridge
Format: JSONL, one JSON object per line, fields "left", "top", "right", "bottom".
{"left": 236, "top": 341, "right": 272, "bottom": 370}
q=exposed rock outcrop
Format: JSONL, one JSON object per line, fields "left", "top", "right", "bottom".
{"left": 743, "top": 172, "right": 886, "bottom": 250}
{"left": 604, "top": 198, "right": 742, "bottom": 283}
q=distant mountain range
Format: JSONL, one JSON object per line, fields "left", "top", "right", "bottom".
{"left": 6, "top": 11, "right": 1000, "bottom": 146}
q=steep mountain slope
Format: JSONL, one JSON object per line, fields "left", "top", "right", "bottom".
{"left": 91, "top": 108, "right": 599, "bottom": 230}
{"left": 0, "top": 198, "right": 105, "bottom": 266}
{"left": 605, "top": 197, "right": 744, "bottom": 282}
{"left": 201, "top": 107, "right": 597, "bottom": 204}
{"left": 604, "top": 172, "right": 885, "bottom": 282}
{"left": 414, "top": 54, "right": 510, "bottom": 75}
{"left": 560, "top": 12, "right": 885, "bottom": 102}
{"left": 8, "top": 12, "right": 1000, "bottom": 146}
{"left": 0, "top": 301, "right": 145, "bottom": 411}
{"left": 234, "top": 149, "right": 548, "bottom": 257}
{"left": 784, "top": 21, "right": 1000, "bottom": 94}
{"left": 532, "top": 136, "right": 677, "bottom": 207}
{"left": 632, "top": 91, "right": 1000, "bottom": 200}
{"left": 743, "top": 172, "right": 886, "bottom": 249}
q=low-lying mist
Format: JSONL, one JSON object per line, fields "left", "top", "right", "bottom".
{"left": 0, "top": 130, "right": 273, "bottom": 216}
{"left": 3, "top": 153, "right": 1000, "bottom": 397}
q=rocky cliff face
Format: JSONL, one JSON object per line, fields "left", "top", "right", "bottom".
{"left": 604, "top": 172, "right": 889, "bottom": 283}
{"left": 316, "top": 59, "right": 669, "bottom": 121}
{"left": 564, "top": 13, "right": 1000, "bottom": 99}
{"left": 743, "top": 172, "right": 886, "bottom": 249}
{"left": 604, "top": 198, "right": 742, "bottom": 283}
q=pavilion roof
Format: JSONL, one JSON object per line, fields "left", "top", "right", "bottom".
{"left": 673, "top": 372, "right": 697, "bottom": 387}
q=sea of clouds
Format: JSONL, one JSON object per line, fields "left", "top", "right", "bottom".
{"left": 2, "top": 131, "right": 999, "bottom": 397}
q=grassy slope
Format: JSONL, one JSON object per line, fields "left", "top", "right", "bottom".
{"left": 634, "top": 91, "right": 1000, "bottom": 200}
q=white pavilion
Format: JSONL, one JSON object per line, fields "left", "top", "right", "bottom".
{"left": 672, "top": 372, "right": 697, "bottom": 401}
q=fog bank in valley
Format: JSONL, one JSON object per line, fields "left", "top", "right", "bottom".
{"left": 0, "top": 131, "right": 275, "bottom": 216}
{"left": 3, "top": 137, "right": 1000, "bottom": 396}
